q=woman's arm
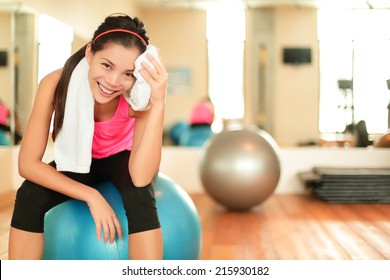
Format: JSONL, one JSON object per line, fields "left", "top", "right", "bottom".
{"left": 128, "top": 52, "right": 168, "bottom": 187}
{"left": 18, "top": 70, "right": 94, "bottom": 200}
{"left": 18, "top": 70, "right": 121, "bottom": 243}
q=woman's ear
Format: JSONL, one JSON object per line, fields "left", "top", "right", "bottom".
{"left": 85, "top": 43, "right": 93, "bottom": 64}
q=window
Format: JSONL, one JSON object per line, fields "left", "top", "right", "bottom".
{"left": 318, "top": 9, "right": 390, "bottom": 134}
{"left": 206, "top": 3, "right": 245, "bottom": 128}
{"left": 37, "top": 14, "right": 73, "bottom": 133}
{"left": 38, "top": 14, "right": 73, "bottom": 83}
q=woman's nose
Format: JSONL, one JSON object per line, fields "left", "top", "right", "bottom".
{"left": 106, "top": 72, "right": 121, "bottom": 86}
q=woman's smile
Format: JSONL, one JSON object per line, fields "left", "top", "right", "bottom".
{"left": 98, "top": 82, "right": 119, "bottom": 96}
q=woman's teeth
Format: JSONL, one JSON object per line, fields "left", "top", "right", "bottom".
{"left": 99, "top": 83, "right": 116, "bottom": 95}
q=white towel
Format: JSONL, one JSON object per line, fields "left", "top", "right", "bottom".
{"left": 54, "top": 58, "right": 95, "bottom": 173}
{"left": 124, "top": 45, "right": 159, "bottom": 111}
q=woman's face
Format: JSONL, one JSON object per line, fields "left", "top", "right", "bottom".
{"left": 85, "top": 43, "right": 141, "bottom": 104}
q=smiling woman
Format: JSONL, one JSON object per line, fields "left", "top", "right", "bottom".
{"left": 8, "top": 13, "right": 168, "bottom": 260}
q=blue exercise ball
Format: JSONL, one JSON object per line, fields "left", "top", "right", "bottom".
{"left": 0, "top": 130, "right": 10, "bottom": 146}
{"left": 155, "top": 173, "right": 202, "bottom": 259}
{"left": 169, "top": 121, "right": 190, "bottom": 145}
{"left": 179, "top": 126, "right": 213, "bottom": 147}
{"left": 43, "top": 173, "right": 202, "bottom": 260}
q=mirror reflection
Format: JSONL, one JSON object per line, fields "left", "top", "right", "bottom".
{"left": 1, "top": 1, "right": 389, "bottom": 148}
{"left": 1, "top": 3, "right": 84, "bottom": 146}
{"left": 1, "top": 3, "right": 37, "bottom": 145}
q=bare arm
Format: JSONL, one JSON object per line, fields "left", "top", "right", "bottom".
{"left": 18, "top": 70, "right": 121, "bottom": 243}
{"left": 18, "top": 70, "right": 96, "bottom": 201}
{"left": 128, "top": 52, "right": 168, "bottom": 187}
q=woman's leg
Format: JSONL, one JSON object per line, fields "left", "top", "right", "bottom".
{"left": 121, "top": 183, "right": 162, "bottom": 259}
{"left": 8, "top": 161, "right": 99, "bottom": 260}
{"left": 8, "top": 180, "right": 70, "bottom": 260}
{"left": 128, "top": 228, "right": 163, "bottom": 260}
{"left": 104, "top": 151, "right": 163, "bottom": 259}
{"left": 8, "top": 228, "right": 44, "bottom": 260}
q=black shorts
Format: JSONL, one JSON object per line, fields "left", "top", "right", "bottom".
{"left": 10, "top": 150, "right": 160, "bottom": 234}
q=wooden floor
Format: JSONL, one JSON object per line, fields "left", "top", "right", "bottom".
{"left": 1, "top": 191, "right": 390, "bottom": 260}
{"left": 193, "top": 193, "right": 390, "bottom": 260}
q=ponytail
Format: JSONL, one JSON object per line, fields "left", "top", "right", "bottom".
{"left": 52, "top": 45, "right": 86, "bottom": 141}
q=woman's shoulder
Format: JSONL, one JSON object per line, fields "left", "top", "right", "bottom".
{"left": 40, "top": 68, "right": 63, "bottom": 86}
{"left": 34, "top": 68, "right": 63, "bottom": 102}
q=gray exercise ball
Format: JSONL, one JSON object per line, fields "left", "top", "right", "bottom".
{"left": 199, "top": 127, "right": 281, "bottom": 210}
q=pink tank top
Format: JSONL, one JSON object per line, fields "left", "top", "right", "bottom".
{"left": 0, "top": 103, "right": 9, "bottom": 125}
{"left": 92, "top": 95, "right": 135, "bottom": 159}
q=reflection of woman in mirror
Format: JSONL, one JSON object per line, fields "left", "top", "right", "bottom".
{"left": 8, "top": 14, "right": 168, "bottom": 259}
{"left": 189, "top": 97, "right": 214, "bottom": 128}
{"left": 0, "top": 99, "right": 11, "bottom": 145}
{"left": 0, "top": 99, "right": 23, "bottom": 145}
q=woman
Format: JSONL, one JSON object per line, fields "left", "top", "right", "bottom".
{"left": 8, "top": 14, "right": 167, "bottom": 259}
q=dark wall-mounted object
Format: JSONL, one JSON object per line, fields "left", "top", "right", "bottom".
{"left": 338, "top": 79, "right": 353, "bottom": 90}
{"left": 0, "top": 51, "right": 8, "bottom": 67}
{"left": 283, "top": 47, "right": 311, "bottom": 65}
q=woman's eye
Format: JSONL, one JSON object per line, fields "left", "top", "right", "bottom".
{"left": 125, "top": 72, "right": 135, "bottom": 78}
{"left": 102, "top": 63, "right": 110, "bottom": 69}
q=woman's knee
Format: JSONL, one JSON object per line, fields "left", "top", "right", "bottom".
{"left": 15, "top": 181, "right": 52, "bottom": 207}
{"left": 121, "top": 184, "right": 160, "bottom": 234}
{"left": 11, "top": 180, "right": 68, "bottom": 232}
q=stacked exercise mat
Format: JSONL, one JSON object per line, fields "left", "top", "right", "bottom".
{"left": 299, "top": 167, "right": 390, "bottom": 203}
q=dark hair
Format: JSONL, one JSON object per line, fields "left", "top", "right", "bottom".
{"left": 52, "top": 14, "right": 149, "bottom": 141}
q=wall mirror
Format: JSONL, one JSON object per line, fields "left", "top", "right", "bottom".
{"left": 1, "top": 2, "right": 77, "bottom": 146}
{"left": 0, "top": 2, "right": 38, "bottom": 145}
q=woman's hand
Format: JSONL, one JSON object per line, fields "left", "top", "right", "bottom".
{"left": 140, "top": 51, "right": 168, "bottom": 107}
{"left": 87, "top": 190, "right": 123, "bottom": 244}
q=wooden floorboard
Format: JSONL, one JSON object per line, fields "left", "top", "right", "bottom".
{"left": 1, "top": 190, "right": 389, "bottom": 260}
{"left": 191, "top": 193, "right": 390, "bottom": 260}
